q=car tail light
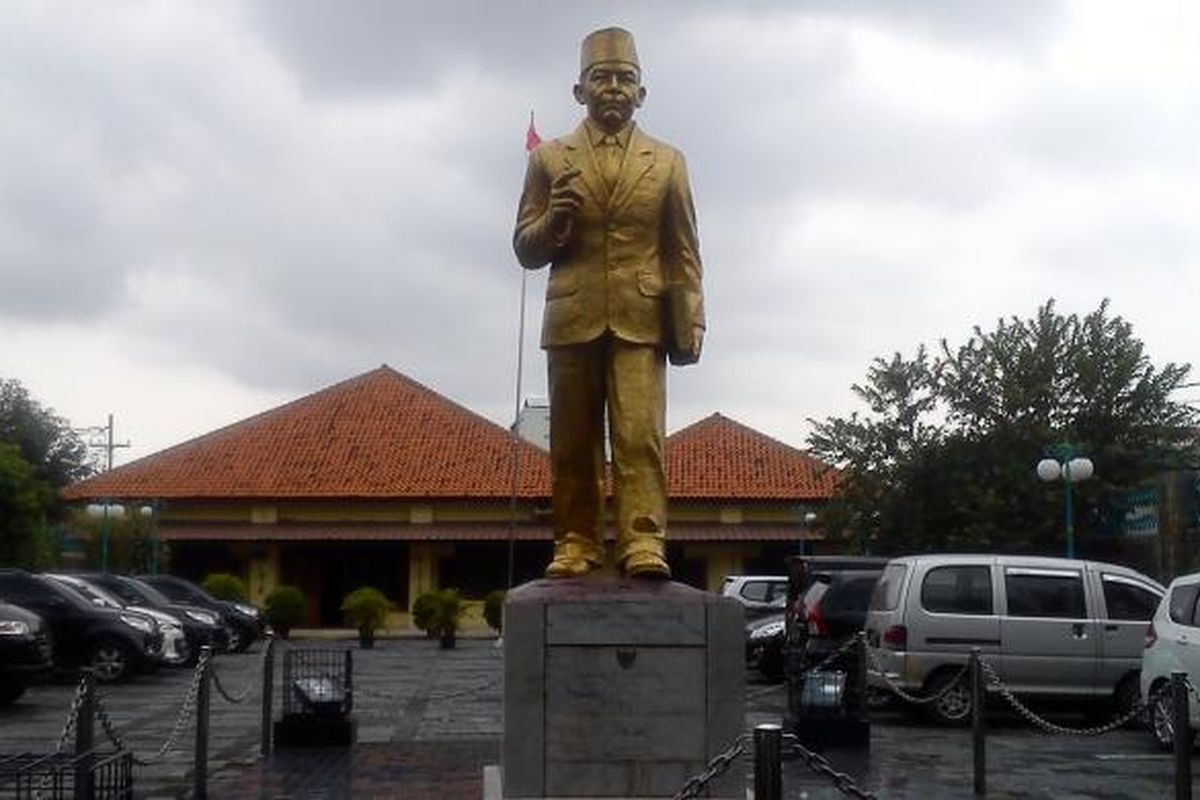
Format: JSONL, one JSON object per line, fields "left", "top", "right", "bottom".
{"left": 882, "top": 624, "right": 908, "bottom": 650}
{"left": 806, "top": 604, "right": 828, "bottom": 636}
{"left": 1145, "top": 622, "right": 1157, "bottom": 649}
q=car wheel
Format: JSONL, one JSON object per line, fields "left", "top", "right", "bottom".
{"left": 1148, "top": 682, "right": 1193, "bottom": 751}
{"left": 225, "top": 625, "right": 242, "bottom": 653}
{"left": 89, "top": 638, "right": 134, "bottom": 684}
{"left": 925, "top": 670, "right": 972, "bottom": 726}
{"left": 0, "top": 683, "right": 27, "bottom": 706}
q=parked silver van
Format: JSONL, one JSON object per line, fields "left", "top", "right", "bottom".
{"left": 865, "top": 554, "right": 1163, "bottom": 725}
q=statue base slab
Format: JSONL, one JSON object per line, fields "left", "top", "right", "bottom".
{"left": 499, "top": 577, "right": 744, "bottom": 799}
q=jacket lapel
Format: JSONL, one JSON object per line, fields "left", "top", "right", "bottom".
{"left": 610, "top": 126, "right": 656, "bottom": 213}
{"left": 560, "top": 123, "right": 606, "bottom": 210}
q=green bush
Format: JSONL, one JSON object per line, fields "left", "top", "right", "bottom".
{"left": 412, "top": 591, "right": 438, "bottom": 635}
{"left": 340, "top": 586, "right": 392, "bottom": 633}
{"left": 412, "top": 589, "right": 464, "bottom": 639}
{"left": 202, "top": 572, "right": 248, "bottom": 602}
{"left": 263, "top": 585, "right": 307, "bottom": 638}
{"left": 483, "top": 590, "right": 505, "bottom": 633}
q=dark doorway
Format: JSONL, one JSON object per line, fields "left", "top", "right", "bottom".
{"left": 281, "top": 542, "right": 409, "bottom": 626}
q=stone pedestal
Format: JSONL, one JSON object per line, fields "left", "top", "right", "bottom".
{"left": 499, "top": 578, "right": 743, "bottom": 799}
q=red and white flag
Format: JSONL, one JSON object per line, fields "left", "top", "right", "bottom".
{"left": 525, "top": 111, "right": 542, "bottom": 152}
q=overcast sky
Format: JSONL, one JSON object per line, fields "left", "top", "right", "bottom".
{"left": 2, "top": 0, "right": 1197, "bottom": 468}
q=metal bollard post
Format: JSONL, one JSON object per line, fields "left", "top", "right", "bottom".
{"left": 261, "top": 635, "right": 275, "bottom": 756}
{"left": 1173, "top": 671, "right": 1192, "bottom": 800}
{"left": 345, "top": 648, "right": 354, "bottom": 715}
{"left": 754, "top": 723, "right": 783, "bottom": 800}
{"left": 74, "top": 670, "right": 96, "bottom": 800}
{"left": 194, "top": 647, "right": 212, "bottom": 800}
{"left": 970, "top": 649, "right": 986, "bottom": 797}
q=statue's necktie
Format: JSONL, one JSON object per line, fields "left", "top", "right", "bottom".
{"left": 599, "top": 136, "right": 622, "bottom": 194}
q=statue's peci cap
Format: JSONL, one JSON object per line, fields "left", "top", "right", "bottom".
{"left": 580, "top": 27, "right": 639, "bottom": 75}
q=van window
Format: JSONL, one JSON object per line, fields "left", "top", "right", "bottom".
{"left": 1005, "top": 569, "right": 1086, "bottom": 619}
{"left": 1101, "top": 575, "right": 1161, "bottom": 621}
{"left": 1169, "top": 583, "right": 1200, "bottom": 627}
{"left": 870, "top": 563, "right": 908, "bottom": 611}
{"left": 920, "top": 565, "right": 992, "bottom": 615}
{"left": 740, "top": 581, "right": 771, "bottom": 603}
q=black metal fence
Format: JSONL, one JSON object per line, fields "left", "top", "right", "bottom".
{"left": 0, "top": 751, "right": 133, "bottom": 800}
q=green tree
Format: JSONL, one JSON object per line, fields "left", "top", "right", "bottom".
{"left": 809, "top": 300, "right": 1199, "bottom": 555}
{"left": 0, "top": 443, "right": 56, "bottom": 566}
{"left": 0, "top": 378, "right": 92, "bottom": 489}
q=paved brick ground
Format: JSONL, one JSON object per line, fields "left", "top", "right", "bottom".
{"left": 0, "top": 636, "right": 1193, "bottom": 798}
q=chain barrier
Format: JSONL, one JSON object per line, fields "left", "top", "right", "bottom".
{"left": 671, "top": 732, "right": 751, "bottom": 800}
{"left": 94, "top": 649, "right": 210, "bottom": 765}
{"left": 977, "top": 657, "right": 1143, "bottom": 736}
{"left": 864, "top": 647, "right": 968, "bottom": 706}
{"left": 50, "top": 674, "right": 88, "bottom": 755}
{"left": 782, "top": 733, "right": 878, "bottom": 799}
{"left": 31, "top": 674, "right": 90, "bottom": 800}
{"left": 210, "top": 641, "right": 270, "bottom": 705}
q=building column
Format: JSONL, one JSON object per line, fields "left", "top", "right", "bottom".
{"left": 248, "top": 542, "right": 280, "bottom": 606}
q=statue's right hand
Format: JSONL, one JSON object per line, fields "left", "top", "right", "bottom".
{"left": 547, "top": 168, "right": 583, "bottom": 234}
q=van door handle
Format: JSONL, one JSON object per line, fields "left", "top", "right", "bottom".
{"left": 1071, "top": 623, "right": 1087, "bottom": 639}
{"left": 1103, "top": 624, "right": 1119, "bottom": 632}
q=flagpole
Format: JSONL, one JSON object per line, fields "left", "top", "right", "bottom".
{"left": 506, "top": 268, "right": 527, "bottom": 590}
{"left": 508, "top": 111, "right": 541, "bottom": 591}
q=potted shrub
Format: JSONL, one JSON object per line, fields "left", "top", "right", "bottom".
{"left": 340, "top": 586, "right": 392, "bottom": 649}
{"left": 483, "top": 589, "right": 505, "bottom": 635}
{"left": 263, "top": 585, "right": 307, "bottom": 640}
{"left": 430, "top": 589, "right": 464, "bottom": 649}
{"left": 412, "top": 591, "right": 438, "bottom": 638}
{"left": 201, "top": 572, "right": 248, "bottom": 603}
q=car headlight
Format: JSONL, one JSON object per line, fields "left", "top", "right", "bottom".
{"left": 186, "top": 610, "right": 219, "bottom": 625}
{"left": 0, "top": 620, "right": 31, "bottom": 636}
{"left": 233, "top": 603, "right": 259, "bottom": 618}
{"left": 749, "top": 621, "right": 785, "bottom": 641}
{"left": 120, "top": 614, "right": 155, "bottom": 634}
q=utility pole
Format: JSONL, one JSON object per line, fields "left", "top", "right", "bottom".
{"left": 89, "top": 413, "right": 131, "bottom": 472}
{"left": 81, "top": 414, "right": 131, "bottom": 572}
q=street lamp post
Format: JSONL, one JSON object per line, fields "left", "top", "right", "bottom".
{"left": 1037, "top": 446, "right": 1094, "bottom": 559}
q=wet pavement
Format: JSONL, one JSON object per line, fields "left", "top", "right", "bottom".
{"left": 0, "top": 635, "right": 1191, "bottom": 798}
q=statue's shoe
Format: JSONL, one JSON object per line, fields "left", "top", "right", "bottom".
{"left": 623, "top": 551, "right": 671, "bottom": 579}
{"left": 544, "top": 555, "right": 596, "bottom": 578}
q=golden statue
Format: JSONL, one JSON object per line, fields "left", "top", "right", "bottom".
{"left": 514, "top": 27, "right": 706, "bottom": 579}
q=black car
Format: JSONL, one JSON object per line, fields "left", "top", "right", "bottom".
{"left": 0, "top": 569, "right": 160, "bottom": 683}
{"left": 745, "top": 612, "right": 787, "bottom": 681}
{"left": 0, "top": 601, "right": 53, "bottom": 705}
{"left": 137, "top": 574, "right": 264, "bottom": 653}
{"left": 78, "top": 573, "right": 229, "bottom": 663}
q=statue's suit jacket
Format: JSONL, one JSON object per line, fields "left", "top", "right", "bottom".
{"left": 514, "top": 122, "right": 705, "bottom": 360}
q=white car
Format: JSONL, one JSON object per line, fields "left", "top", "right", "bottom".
{"left": 720, "top": 575, "right": 788, "bottom": 619}
{"left": 1141, "top": 571, "right": 1200, "bottom": 749}
{"left": 46, "top": 573, "right": 190, "bottom": 666}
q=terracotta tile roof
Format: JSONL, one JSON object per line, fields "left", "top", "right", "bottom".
{"left": 158, "top": 522, "right": 817, "bottom": 542}
{"left": 62, "top": 366, "right": 552, "bottom": 500}
{"left": 666, "top": 413, "right": 839, "bottom": 500}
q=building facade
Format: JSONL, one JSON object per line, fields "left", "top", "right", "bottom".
{"left": 62, "top": 366, "right": 839, "bottom": 625}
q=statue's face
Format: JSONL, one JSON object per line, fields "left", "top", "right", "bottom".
{"left": 574, "top": 61, "right": 645, "bottom": 131}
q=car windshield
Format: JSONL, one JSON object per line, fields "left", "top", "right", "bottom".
{"left": 35, "top": 577, "right": 95, "bottom": 611}
{"left": 156, "top": 579, "right": 207, "bottom": 603}
{"left": 48, "top": 576, "right": 123, "bottom": 609}
{"left": 100, "top": 576, "right": 173, "bottom": 607}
